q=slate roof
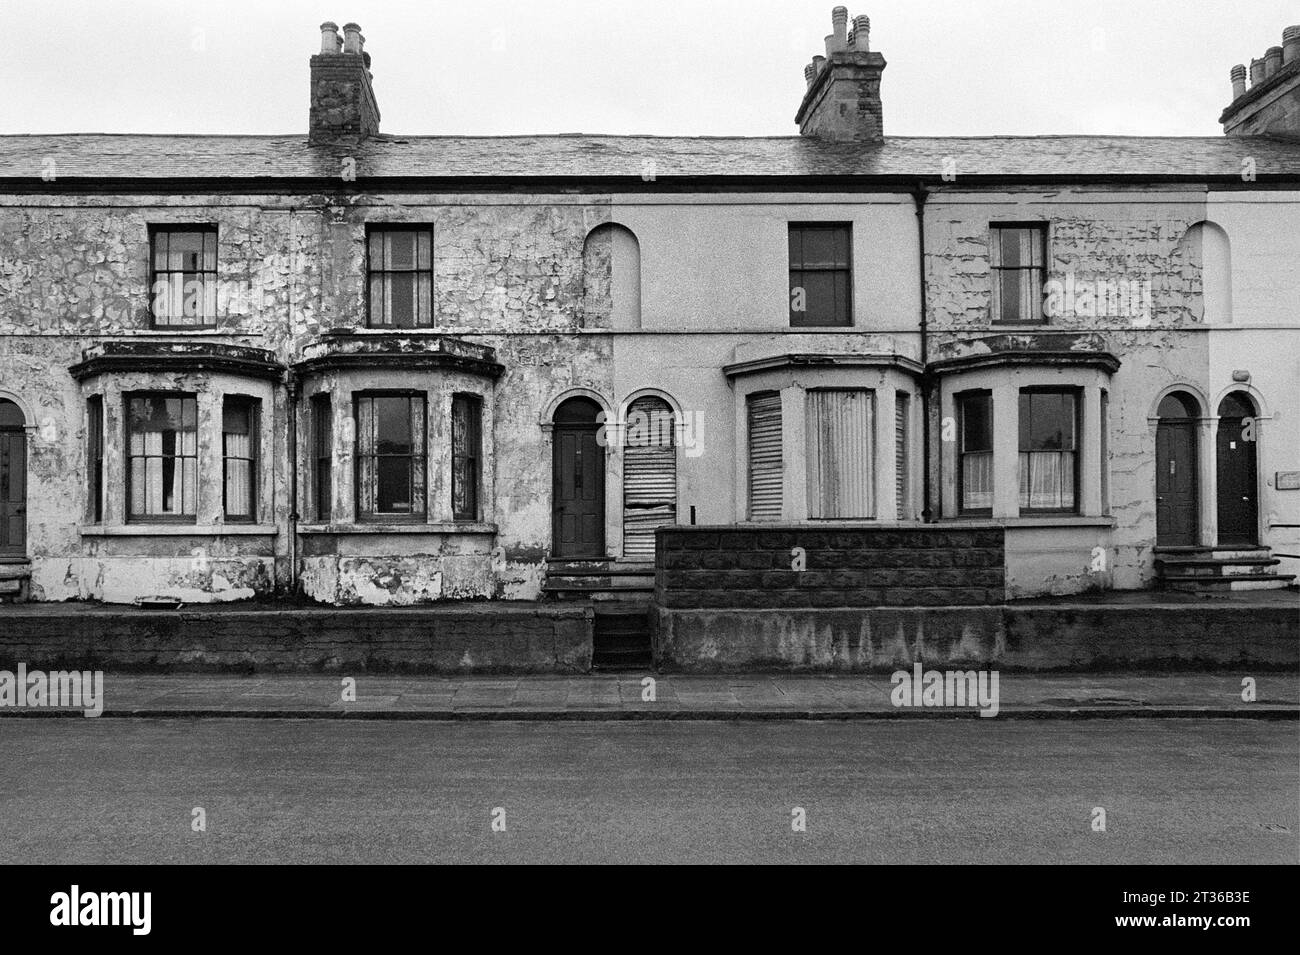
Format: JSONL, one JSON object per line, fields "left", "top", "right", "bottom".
{"left": 2, "top": 133, "right": 1300, "bottom": 182}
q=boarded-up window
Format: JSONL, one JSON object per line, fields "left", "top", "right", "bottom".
{"left": 747, "top": 392, "right": 783, "bottom": 521}
{"left": 622, "top": 396, "right": 676, "bottom": 559}
{"left": 807, "top": 389, "right": 874, "bottom": 519}
{"left": 895, "top": 392, "right": 909, "bottom": 519}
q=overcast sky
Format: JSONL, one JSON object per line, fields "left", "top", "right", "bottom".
{"left": 3, "top": 0, "right": 1296, "bottom": 137}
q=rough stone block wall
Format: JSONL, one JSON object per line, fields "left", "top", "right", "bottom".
{"left": 655, "top": 525, "right": 1006, "bottom": 609}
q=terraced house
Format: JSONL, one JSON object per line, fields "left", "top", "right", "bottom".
{"left": 1, "top": 12, "right": 1298, "bottom": 647}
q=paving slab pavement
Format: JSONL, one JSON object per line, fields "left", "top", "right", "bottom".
{"left": 0, "top": 671, "right": 1294, "bottom": 719}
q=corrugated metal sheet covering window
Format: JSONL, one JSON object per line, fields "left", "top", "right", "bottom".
{"left": 622, "top": 396, "right": 676, "bottom": 559}
{"left": 747, "top": 392, "right": 783, "bottom": 522}
{"left": 807, "top": 389, "right": 874, "bottom": 519}
{"left": 895, "top": 392, "right": 910, "bottom": 519}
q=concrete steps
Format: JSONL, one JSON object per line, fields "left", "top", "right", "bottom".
{"left": 592, "top": 603, "right": 653, "bottom": 671}
{"left": 1155, "top": 547, "right": 1296, "bottom": 593}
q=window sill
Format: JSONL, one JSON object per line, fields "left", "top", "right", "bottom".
{"left": 80, "top": 524, "right": 278, "bottom": 537}
{"left": 297, "top": 522, "right": 498, "bottom": 535}
{"left": 939, "top": 515, "right": 1113, "bottom": 528}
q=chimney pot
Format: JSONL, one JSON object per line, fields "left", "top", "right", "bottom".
{"left": 342, "top": 22, "right": 363, "bottom": 54}
{"left": 1230, "top": 63, "right": 1247, "bottom": 99}
{"left": 804, "top": 62, "right": 817, "bottom": 87}
{"left": 1285, "top": 26, "right": 1300, "bottom": 63}
{"left": 852, "top": 15, "right": 871, "bottom": 52}
{"left": 1264, "top": 46, "right": 1283, "bottom": 77}
{"left": 1249, "top": 57, "right": 1266, "bottom": 86}
{"left": 319, "top": 21, "right": 340, "bottom": 54}
{"left": 831, "top": 6, "right": 849, "bottom": 47}
{"left": 812, "top": 54, "right": 827, "bottom": 74}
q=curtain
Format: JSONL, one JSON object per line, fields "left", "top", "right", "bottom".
{"left": 962, "top": 451, "right": 993, "bottom": 511}
{"left": 1019, "top": 451, "right": 1075, "bottom": 510}
{"left": 129, "top": 428, "right": 196, "bottom": 516}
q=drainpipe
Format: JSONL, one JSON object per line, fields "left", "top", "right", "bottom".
{"left": 286, "top": 368, "right": 299, "bottom": 595}
{"left": 912, "top": 182, "right": 934, "bottom": 523}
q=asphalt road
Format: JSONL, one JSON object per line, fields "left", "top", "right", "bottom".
{"left": 0, "top": 719, "right": 1295, "bottom": 864}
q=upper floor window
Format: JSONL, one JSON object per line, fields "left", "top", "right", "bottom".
{"left": 355, "top": 393, "right": 426, "bottom": 520}
{"left": 990, "top": 223, "right": 1046, "bottom": 324}
{"left": 1019, "top": 389, "right": 1078, "bottom": 513}
{"left": 150, "top": 226, "right": 218, "bottom": 328}
{"left": 127, "top": 394, "right": 198, "bottom": 521}
{"left": 451, "top": 394, "right": 482, "bottom": 521}
{"left": 789, "top": 223, "right": 852, "bottom": 327}
{"left": 222, "top": 397, "right": 259, "bottom": 522}
{"left": 367, "top": 226, "right": 434, "bottom": 328}
{"left": 958, "top": 391, "right": 993, "bottom": 515}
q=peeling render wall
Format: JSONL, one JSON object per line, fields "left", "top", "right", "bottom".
{"left": 925, "top": 187, "right": 1300, "bottom": 590}
{"left": 0, "top": 193, "right": 613, "bottom": 603}
{"left": 3, "top": 186, "right": 1296, "bottom": 604}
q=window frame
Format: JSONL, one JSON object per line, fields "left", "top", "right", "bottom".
{"left": 451, "top": 393, "right": 482, "bottom": 522}
{"left": 1017, "top": 387, "right": 1081, "bottom": 516}
{"left": 365, "top": 224, "right": 435, "bottom": 329}
{"left": 353, "top": 391, "right": 428, "bottom": 523}
{"left": 148, "top": 225, "right": 219, "bottom": 329}
{"left": 221, "top": 396, "right": 259, "bottom": 523}
{"left": 311, "top": 393, "right": 333, "bottom": 523}
{"left": 124, "top": 391, "right": 199, "bottom": 524}
{"left": 957, "top": 390, "right": 994, "bottom": 517}
{"left": 989, "top": 222, "right": 1048, "bottom": 326}
{"left": 788, "top": 222, "right": 853, "bottom": 328}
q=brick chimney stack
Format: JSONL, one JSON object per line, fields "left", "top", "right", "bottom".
{"left": 1221, "top": 25, "right": 1300, "bottom": 138}
{"left": 309, "top": 20, "right": 380, "bottom": 144}
{"left": 796, "top": 7, "right": 886, "bottom": 143}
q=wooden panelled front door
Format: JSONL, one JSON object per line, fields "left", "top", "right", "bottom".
{"left": 1216, "top": 393, "right": 1258, "bottom": 546}
{"left": 552, "top": 398, "right": 605, "bottom": 558}
{"left": 1155, "top": 393, "right": 1198, "bottom": 547}
{"left": 0, "top": 399, "right": 27, "bottom": 556}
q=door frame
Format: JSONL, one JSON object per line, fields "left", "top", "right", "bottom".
{"left": 0, "top": 393, "right": 32, "bottom": 558}
{"left": 1214, "top": 389, "right": 1263, "bottom": 547}
{"left": 545, "top": 391, "right": 611, "bottom": 560}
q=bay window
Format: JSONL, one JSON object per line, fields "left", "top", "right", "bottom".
{"left": 958, "top": 392, "right": 993, "bottom": 514}
{"left": 355, "top": 393, "right": 426, "bottom": 520}
{"left": 451, "top": 394, "right": 481, "bottom": 521}
{"left": 1018, "top": 389, "right": 1078, "bottom": 513}
{"left": 222, "top": 397, "right": 258, "bottom": 521}
{"left": 127, "top": 394, "right": 198, "bottom": 521}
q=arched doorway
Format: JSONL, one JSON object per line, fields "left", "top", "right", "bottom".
{"left": 1216, "top": 391, "right": 1258, "bottom": 546}
{"left": 622, "top": 395, "right": 676, "bottom": 560}
{"left": 0, "top": 398, "right": 27, "bottom": 556}
{"left": 1155, "top": 392, "right": 1199, "bottom": 546}
{"left": 552, "top": 397, "right": 605, "bottom": 558}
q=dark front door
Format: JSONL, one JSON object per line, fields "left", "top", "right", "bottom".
{"left": 552, "top": 398, "right": 605, "bottom": 558}
{"left": 1156, "top": 416, "right": 1197, "bottom": 547}
{"left": 0, "top": 428, "right": 27, "bottom": 555}
{"left": 1216, "top": 394, "right": 1258, "bottom": 545}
